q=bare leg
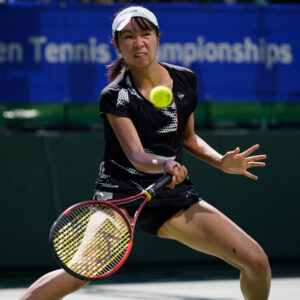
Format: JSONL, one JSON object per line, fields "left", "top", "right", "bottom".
{"left": 157, "top": 200, "right": 271, "bottom": 300}
{"left": 20, "top": 209, "right": 131, "bottom": 300}
{"left": 19, "top": 269, "right": 88, "bottom": 300}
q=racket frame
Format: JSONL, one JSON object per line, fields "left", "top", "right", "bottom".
{"left": 49, "top": 191, "right": 150, "bottom": 280}
{"left": 49, "top": 174, "right": 172, "bottom": 280}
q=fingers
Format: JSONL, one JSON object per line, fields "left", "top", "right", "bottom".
{"left": 165, "top": 161, "right": 188, "bottom": 189}
{"left": 245, "top": 154, "right": 267, "bottom": 162}
{"left": 170, "top": 165, "right": 188, "bottom": 189}
{"left": 243, "top": 146, "right": 266, "bottom": 179}
{"left": 168, "top": 176, "right": 177, "bottom": 189}
{"left": 233, "top": 147, "right": 240, "bottom": 155}
{"left": 244, "top": 170, "right": 258, "bottom": 180}
{"left": 241, "top": 144, "right": 260, "bottom": 157}
{"left": 244, "top": 147, "right": 266, "bottom": 177}
{"left": 227, "top": 147, "right": 240, "bottom": 157}
{"left": 247, "top": 161, "right": 266, "bottom": 168}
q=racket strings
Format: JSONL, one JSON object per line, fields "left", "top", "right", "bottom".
{"left": 69, "top": 216, "right": 128, "bottom": 275}
{"left": 52, "top": 204, "right": 131, "bottom": 278}
{"left": 53, "top": 208, "right": 92, "bottom": 262}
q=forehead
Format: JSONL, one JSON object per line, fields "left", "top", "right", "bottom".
{"left": 120, "top": 18, "right": 154, "bottom": 34}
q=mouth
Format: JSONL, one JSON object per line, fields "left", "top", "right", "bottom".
{"left": 134, "top": 53, "right": 146, "bottom": 58}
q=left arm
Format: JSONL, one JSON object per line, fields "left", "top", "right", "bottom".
{"left": 183, "top": 114, "right": 223, "bottom": 169}
{"left": 183, "top": 114, "right": 266, "bottom": 180}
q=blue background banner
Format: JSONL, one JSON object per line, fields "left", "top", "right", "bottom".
{"left": 0, "top": 3, "right": 299, "bottom": 103}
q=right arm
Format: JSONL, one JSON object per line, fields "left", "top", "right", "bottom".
{"left": 106, "top": 113, "right": 187, "bottom": 187}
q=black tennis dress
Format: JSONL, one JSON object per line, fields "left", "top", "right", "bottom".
{"left": 93, "top": 62, "right": 201, "bottom": 235}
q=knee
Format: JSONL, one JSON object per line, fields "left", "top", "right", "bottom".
{"left": 70, "top": 277, "right": 89, "bottom": 291}
{"left": 244, "top": 247, "right": 271, "bottom": 279}
{"left": 64, "top": 275, "right": 89, "bottom": 294}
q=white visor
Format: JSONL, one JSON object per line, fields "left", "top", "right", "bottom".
{"left": 112, "top": 6, "right": 159, "bottom": 36}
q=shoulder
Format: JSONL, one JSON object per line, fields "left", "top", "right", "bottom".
{"left": 99, "top": 70, "right": 140, "bottom": 118}
{"left": 99, "top": 70, "right": 134, "bottom": 109}
{"left": 160, "top": 62, "right": 197, "bottom": 88}
{"left": 161, "top": 63, "right": 198, "bottom": 112}
{"left": 99, "top": 71, "right": 127, "bottom": 101}
{"left": 160, "top": 62, "right": 196, "bottom": 79}
{"left": 160, "top": 62, "right": 194, "bottom": 74}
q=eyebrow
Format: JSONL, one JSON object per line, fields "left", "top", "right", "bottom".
{"left": 120, "top": 28, "right": 152, "bottom": 36}
{"left": 120, "top": 30, "right": 133, "bottom": 35}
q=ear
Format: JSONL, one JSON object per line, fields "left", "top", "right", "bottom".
{"left": 113, "top": 39, "right": 121, "bottom": 55}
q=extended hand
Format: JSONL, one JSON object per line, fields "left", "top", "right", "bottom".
{"left": 221, "top": 144, "right": 266, "bottom": 180}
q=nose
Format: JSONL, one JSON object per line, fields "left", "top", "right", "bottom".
{"left": 134, "top": 36, "right": 144, "bottom": 48}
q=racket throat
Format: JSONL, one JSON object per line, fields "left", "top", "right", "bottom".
{"left": 142, "top": 189, "right": 152, "bottom": 200}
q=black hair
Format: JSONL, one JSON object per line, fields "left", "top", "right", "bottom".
{"left": 106, "top": 11, "right": 160, "bottom": 83}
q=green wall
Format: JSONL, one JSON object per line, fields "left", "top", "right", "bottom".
{"left": 0, "top": 130, "right": 299, "bottom": 268}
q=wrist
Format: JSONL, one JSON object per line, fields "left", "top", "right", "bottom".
{"left": 215, "top": 155, "right": 224, "bottom": 171}
{"left": 219, "top": 156, "right": 224, "bottom": 168}
{"left": 162, "top": 160, "right": 168, "bottom": 172}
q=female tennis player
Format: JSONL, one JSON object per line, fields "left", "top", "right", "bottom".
{"left": 20, "top": 6, "right": 271, "bottom": 300}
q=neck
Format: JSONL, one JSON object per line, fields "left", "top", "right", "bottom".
{"left": 130, "top": 60, "right": 162, "bottom": 89}
{"left": 129, "top": 62, "right": 173, "bottom": 100}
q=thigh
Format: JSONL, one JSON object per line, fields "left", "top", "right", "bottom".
{"left": 157, "top": 200, "right": 266, "bottom": 270}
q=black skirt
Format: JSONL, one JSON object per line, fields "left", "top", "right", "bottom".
{"left": 93, "top": 175, "right": 201, "bottom": 236}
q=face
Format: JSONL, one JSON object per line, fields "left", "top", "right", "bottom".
{"left": 114, "top": 18, "right": 159, "bottom": 69}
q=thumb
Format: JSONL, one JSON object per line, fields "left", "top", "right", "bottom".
{"left": 233, "top": 147, "right": 240, "bottom": 155}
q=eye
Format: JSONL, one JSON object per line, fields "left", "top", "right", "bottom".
{"left": 123, "top": 35, "right": 133, "bottom": 39}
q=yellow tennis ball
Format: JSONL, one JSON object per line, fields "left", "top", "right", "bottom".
{"left": 150, "top": 86, "right": 173, "bottom": 109}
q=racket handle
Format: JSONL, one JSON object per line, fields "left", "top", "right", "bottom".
{"left": 146, "top": 174, "right": 173, "bottom": 198}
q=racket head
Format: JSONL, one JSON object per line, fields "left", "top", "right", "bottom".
{"left": 49, "top": 201, "right": 133, "bottom": 280}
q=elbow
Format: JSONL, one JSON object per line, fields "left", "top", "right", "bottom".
{"left": 183, "top": 135, "right": 195, "bottom": 152}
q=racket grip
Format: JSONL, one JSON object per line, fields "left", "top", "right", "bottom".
{"left": 146, "top": 174, "right": 173, "bottom": 198}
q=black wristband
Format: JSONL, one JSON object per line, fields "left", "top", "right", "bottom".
{"left": 162, "top": 160, "right": 168, "bottom": 170}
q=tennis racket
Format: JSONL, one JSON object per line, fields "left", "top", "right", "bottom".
{"left": 49, "top": 174, "right": 172, "bottom": 281}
